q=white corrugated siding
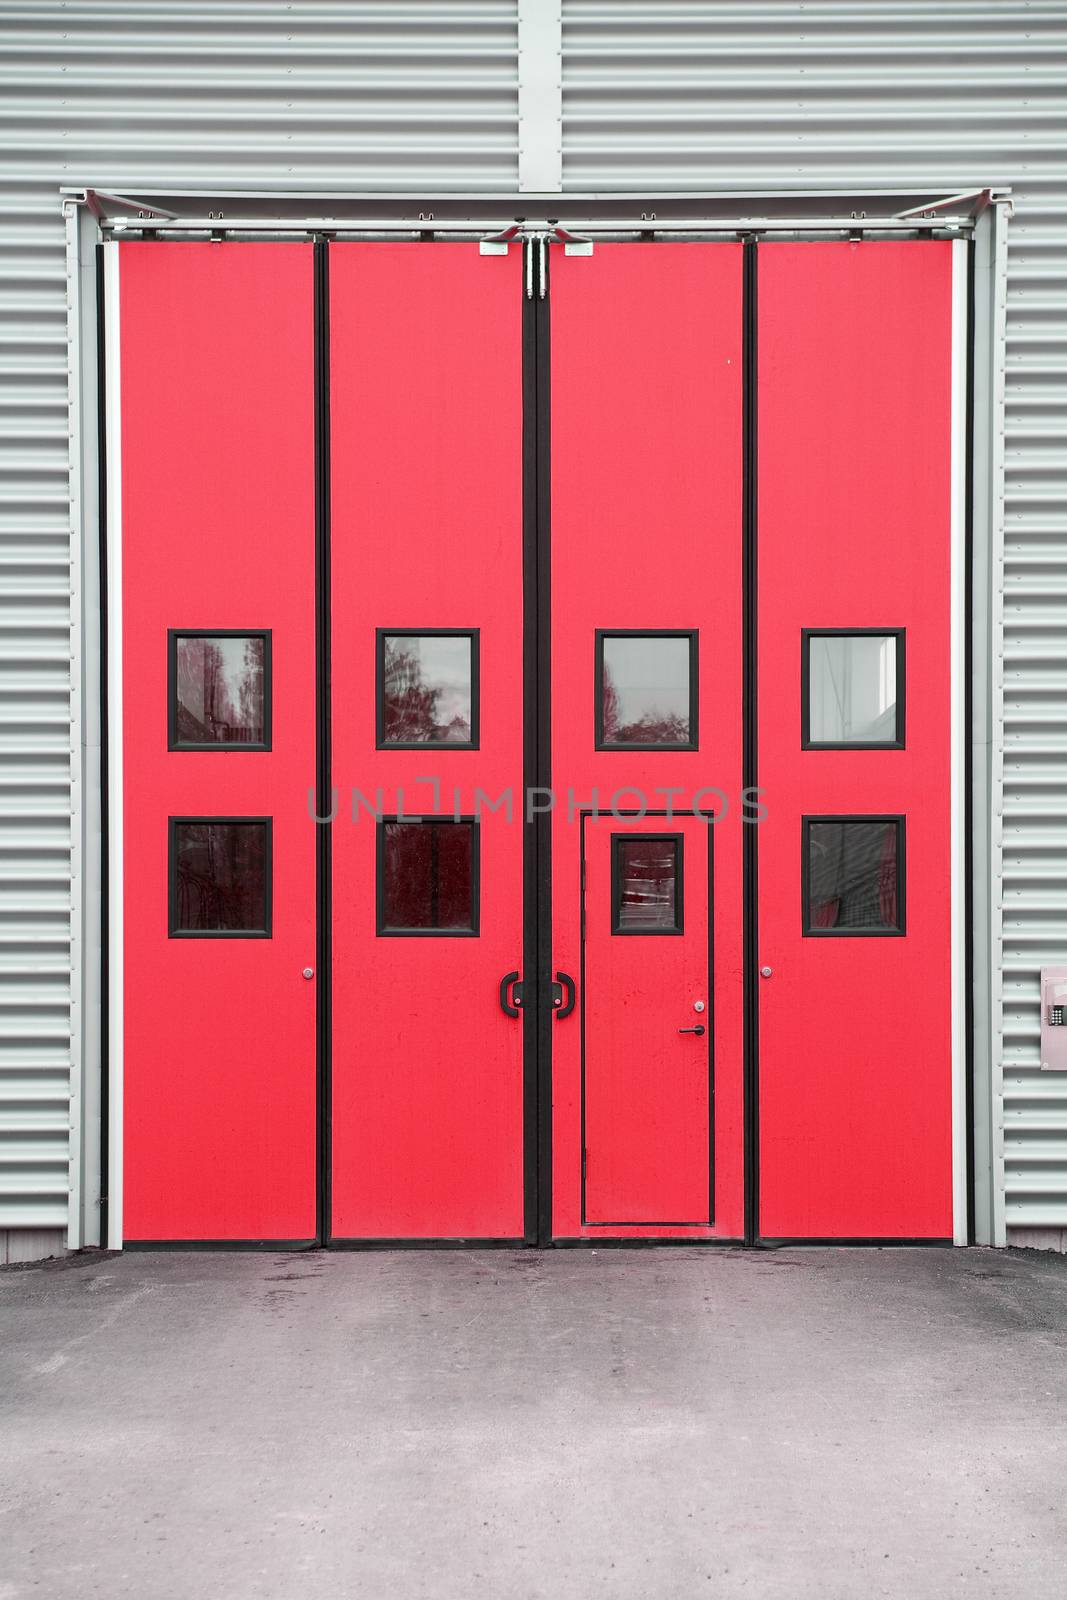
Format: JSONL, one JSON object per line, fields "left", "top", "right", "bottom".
{"left": 0, "top": 0, "right": 518, "bottom": 1244}
{"left": 562, "top": 0, "right": 1067, "bottom": 1236}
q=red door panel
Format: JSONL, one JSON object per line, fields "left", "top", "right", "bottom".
{"left": 119, "top": 242, "right": 317, "bottom": 1240}
{"left": 550, "top": 244, "right": 744, "bottom": 1240}
{"left": 583, "top": 815, "right": 712, "bottom": 1225}
{"left": 329, "top": 243, "right": 525, "bottom": 1240}
{"left": 757, "top": 242, "right": 954, "bottom": 1239}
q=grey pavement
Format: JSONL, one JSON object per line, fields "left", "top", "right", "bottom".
{"left": 1, "top": 1245, "right": 1066, "bottom": 1599}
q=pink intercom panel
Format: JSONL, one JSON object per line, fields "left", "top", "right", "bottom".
{"left": 1041, "top": 967, "right": 1067, "bottom": 1071}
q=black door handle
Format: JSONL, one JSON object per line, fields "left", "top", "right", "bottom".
{"left": 499, "top": 971, "right": 523, "bottom": 1018}
{"left": 678, "top": 1025, "right": 706, "bottom": 1036}
{"left": 553, "top": 971, "right": 576, "bottom": 1019}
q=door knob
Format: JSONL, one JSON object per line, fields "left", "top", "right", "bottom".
{"left": 678, "top": 1025, "right": 706, "bottom": 1036}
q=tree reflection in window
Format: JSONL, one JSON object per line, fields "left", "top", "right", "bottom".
{"left": 172, "top": 821, "right": 269, "bottom": 935}
{"left": 174, "top": 635, "right": 267, "bottom": 746}
{"left": 599, "top": 634, "right": 694, "bottom": 747}
{"left": 381, "top": 633, "right": 474, "bottom": 746}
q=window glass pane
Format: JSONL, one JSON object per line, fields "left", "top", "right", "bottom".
{"left": 174, "top": 635, "right": 267, "bottom": 746}
{"left": 172, "top": 821, "right": 268, "bottom": 934}
{"left": 601, "top": 635, "right": 692, "bottom": 746}
{"left": 381, "top": 821, "right": 476, "bottom": 932}
{"left": 808, "top": 634, "right": 899, "bottom": 744}
{"left": 806, "top": 820, "right": 902, "bottom": 933}
{"left": 381, "top": 634, "right": 474, "bottom": 745}
{"left": 615, "top": 836, "right": 681, "bottom": 932}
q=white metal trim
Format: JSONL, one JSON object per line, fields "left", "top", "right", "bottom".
{"left": 103, "top": 242, "right": 124, "bottom": 1251}
{"left": 64, "top": 200, "right": 84, "bottom": 1250}
{"left": 987, "top": 200, "right": 1009, "bottom": 1249}
{"left": 951, "top": 237, "right": 968, "bottom": 1245}
{"left": 518, "top": 0, "right": 562, "bottom": 194}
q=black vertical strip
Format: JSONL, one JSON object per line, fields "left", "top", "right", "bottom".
{"left": 314, "top": 239, "right": 332, "bottom": 1247}
{"left": 95, "top": 241, "right": 110, "bottom": 1250}
{"left": 522, "top": 254, "right": 538, "bottom": 1243}
{"left": 522, "top": 241, "right": 553, "bottom": 1246}
{"left": 742, "top": 239, "right": 760, "bottom": 1248}
{"left": 964, "top": 237, "right": 977, "bottom": 1246}
{"left": 535, "top": 249, "right": 553, "bottom": 1246}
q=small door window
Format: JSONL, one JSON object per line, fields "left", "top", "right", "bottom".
{"left": 378, "top": 818, "right": 479, "bottom": 935}
{"left": 803, "top": 816, "right": 905, "bottom": 936}
{"left": 596, "top": 631, "right": 697, "bottom": 750}
{"left": 377, "top": 630, "right": 478, "bottom": 747}
{"left": 802, "top": 630, "right": 904, "bottom": 749}
{"left": 612, "top": 834, "right": 684, "bottom": 934}
{"left": 169, "top": 631, "right": 270, "bottom": 750}
{"left": 169, "top": 818, "right": 271, "bottom": 937}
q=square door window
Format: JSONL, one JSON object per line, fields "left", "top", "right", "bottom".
{"left": 378, "top": 819, "right": 479, "bottom": 935}
{"left": 803, "top": 630, "right": 904, "bottom": 748}
{"left": 169, "top": 819, "right": 271, "bottom": 937}
{"left": 596, "top": 631, "right": 697, "bottom": 749}
{"left": 169, "top": 631, "right": 270, "bottom": 749}
{"left": 377, "top": 631, "right": 478, "bottom": 747}
{"left": 803, "top": 817, "right": 905, "bottom": 936}
{"left": 612, "top": 834, "right": 684, "bottom": 934}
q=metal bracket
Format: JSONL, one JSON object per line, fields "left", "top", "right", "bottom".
{"left": 896, "top": 187, "right": 1014, "bottom": 222}
{"left": 479, "top": 223, "right": 522, "bottom": 257}
{"left": 80, "top": 188, "right": 178, "bottom": 221}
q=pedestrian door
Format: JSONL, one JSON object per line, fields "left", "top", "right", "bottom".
{"left": 108, "top": 231, "right": 961, "bottom": 1247}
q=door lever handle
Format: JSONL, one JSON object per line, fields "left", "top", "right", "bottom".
{"left": 499, "top": 971, "right": 523, "bottom": 1018}
{"left": 678, "top": 1025, "right": 706, "bottom": 1036}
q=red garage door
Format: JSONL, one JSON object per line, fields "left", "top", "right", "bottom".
{"left": 109, "top": 232, "right": 960, "bottom": 1247}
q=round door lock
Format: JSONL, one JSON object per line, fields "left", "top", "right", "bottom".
{"left": 302, "top": 967, "right": 315, "bottom": 980}
{"left": 760, "top": 966, "right": 773, "bottom": 979}
{"left": 693, "top": 1000, "right": 706, "bottom": 1013}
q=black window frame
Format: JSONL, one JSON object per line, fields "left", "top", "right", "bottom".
{"left": 611, "top": 831, "right": 685, "bottom": 936}
{"left": 375, "top": 628, "right": 481, "bottom": 751}
{"left": 167, "top": 628, "right": 272, "bottom": 753}
{"left": 376, "top": 815, "right": 481, "bottom": 937}
{"left": 801, "top": 814, "right": 906, "bottom": 938}
{"left": 801, "top": 627, "right": 906, "bottom": 751}
{"left": 168, "top": 815, "right": 273, "bottom": 939}
{"left": 594, "top": 628, "right": 699, "bottom": 753}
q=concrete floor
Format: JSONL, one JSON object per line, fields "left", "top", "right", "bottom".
{"left": 1, "top": 1248, "right": 1067, "bottom": 1598}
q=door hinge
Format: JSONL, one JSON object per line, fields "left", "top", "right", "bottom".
{"left": 525, "top": 234, "right": 548, "bottom": 300}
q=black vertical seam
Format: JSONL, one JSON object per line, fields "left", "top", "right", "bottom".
{"left": 314, "top": 239, "right": 332, "bottom": 1247}
{"left": 742, "top": 239, "right": 760, "bottom": 1249}
{"left": 522, "top": 246, "right": 539, "bottom": 1244}
{"left": 536, "top": 247, "right": 553, "bottom": 1246}
{"left": 95, "top": 240, "right": 110, "bottom": 1248}
{"left": 523, "top": 241, "right": 554, "bottom": 1247}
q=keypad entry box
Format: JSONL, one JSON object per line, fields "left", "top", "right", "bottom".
{"left": 1040, "top": 966, "right": 1067, "bottom": 1070}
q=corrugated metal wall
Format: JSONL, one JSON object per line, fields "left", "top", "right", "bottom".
{"left": 1, "top": 0, "right": 1064, "bottom": 1253}
{"left": 0, "top": 0, "right": 518, "bottom": 1258}
{"left": 561, "top": 0, "right": 1067, "bottom": 1242}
